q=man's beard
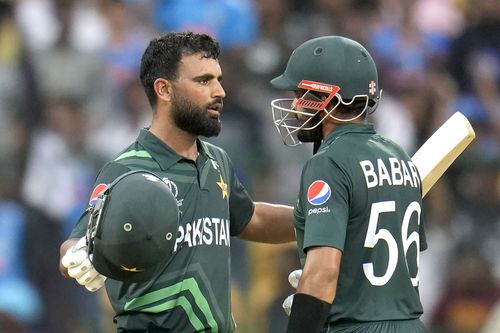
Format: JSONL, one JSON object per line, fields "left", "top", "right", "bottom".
{"left": 171, "top": 93, "right": 222, "bottom": 137}
{"left": 296, "top": 114, "right": 323, "bottom": 143}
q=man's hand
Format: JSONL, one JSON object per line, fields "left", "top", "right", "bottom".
{"left": 282, "top": 269, "right": 302, "bottom": 316}
{"left": 61, "top": 237, "right": 106, "bottom": 292}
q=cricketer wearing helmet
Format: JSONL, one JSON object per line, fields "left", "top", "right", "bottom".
{"left": 271, "top": 36, "right": 428, "bottom": 333}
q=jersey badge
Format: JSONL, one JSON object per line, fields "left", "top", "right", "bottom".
{"left": 369, "top": 80, "right": 377, "bottom": 96}
{"left": 162, "top": 177, "right": 184, "bottom": 208}
{"left": 89, "top": 183, "right": 108, "bottom": 206}
{"left": 216, "top": 175, "right": 228, "bottom": 199}
{"left": 307, "top": 180, "right": 331, "bottom": 206}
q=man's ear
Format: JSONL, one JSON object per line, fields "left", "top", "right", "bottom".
{"left": 154, "top": 78, "right": 173, "bottom": 103}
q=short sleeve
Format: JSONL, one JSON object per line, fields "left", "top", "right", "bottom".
{"left": 199, "top": 143, "right": 255, "bottom": 237}
{"left": 300, "top": 155, "right": 351, "bottom": 253}
{"left": 69, "top": 162, "right": 131, "bottom": 239}
{"left": 227, "top": 163, "right": 254, "bottom": 237}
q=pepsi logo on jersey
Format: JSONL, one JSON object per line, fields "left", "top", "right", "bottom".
{"left": 307, "top": 180, "right": 332, "bottom": 215}
{"left": 307, "top": 180, "right": 331, "bottom": 206}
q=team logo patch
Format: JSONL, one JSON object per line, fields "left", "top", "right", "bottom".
{"left": 307, "top": 180, "right": 331, "bottom": 206}
{"left": 89, "top": 183, "right": 108, "bottom": 206}
{"left": 369, "top": 80, "right": 377, "bottom": 95}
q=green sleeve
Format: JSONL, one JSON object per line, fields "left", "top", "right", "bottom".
{"left": 300, "top": 155, "right": 350, "bottom": 253}
{"left": 69, "top": 162, "right": 131, "bottom": 238}
{"left": 226, "top": 154, "right": 254, "bottom": 236}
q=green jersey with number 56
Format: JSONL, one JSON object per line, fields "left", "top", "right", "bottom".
{"left": 294, "top": 123, "right": 427, "bottom": 324}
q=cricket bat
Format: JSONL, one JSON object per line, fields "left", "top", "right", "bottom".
{"left": 411, "top": 112, "right": 475, "bottom": 197}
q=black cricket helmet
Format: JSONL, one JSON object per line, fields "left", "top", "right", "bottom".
{"left": 86, "top": 170, "right": 179, "bottom": 283}
{"left": 270, "top": 36, "right": 380, "bottom": 146}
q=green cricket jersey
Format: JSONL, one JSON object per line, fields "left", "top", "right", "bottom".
{"left": 294, "top": 123, "right": 427, "bottom": 326}
{"left": 70, "top": 129, "right": 255, "bottom": 332}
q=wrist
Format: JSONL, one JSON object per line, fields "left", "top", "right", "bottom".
{"left": 286, "top": 293, "right": 330, "bottom": 333}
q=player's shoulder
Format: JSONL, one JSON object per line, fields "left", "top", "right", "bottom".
{"left": 304, "top": 150, "right": 338, "bottom": 174}
{"left": 94, "top": 161, "right": 133, "bottom": 185}
{"left": 372, "top": 132, "right": 412, "bottom": 159}
{"left": 312, "top": 130, "right": 409, "bottom": 166}
{"left": 93, "top": 141, "right": 146, "bottom": 183}
{"left": 373, "top": 131, "right": 403, "bottom": 147}
{"left": 112, "top": 140, "right": 152, "bottom": 162}
{"left": 106, "top": 140, "right": 160, "bottom": 173}
{"left": 335, "top": 130, "right": 411, "bottom": 160}
{"left": 199, "top": 140, "right": 231, "bottom": 163}
{"left": 199, "top": 140, "right": 227, "bottom": 155}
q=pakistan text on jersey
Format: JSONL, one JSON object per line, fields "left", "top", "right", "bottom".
{"left": 174, "top": 218, "right": 231, "bottom": 251}
{"left": 359, "top": 158, "right": 421, "bottom": 190}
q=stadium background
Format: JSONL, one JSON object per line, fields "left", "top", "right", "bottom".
{"left": 0, "top": 0, "right": 499, "bottom": 332}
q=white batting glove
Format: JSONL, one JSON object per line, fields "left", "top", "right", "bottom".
{"left": 61, "top": 237, "right": 107, "bottom": 292}
{"left": 282, "top": 269, "right": 303, "bottom": 316}
{"left": 288, "top": 269, "right": 302, "bottom": 288}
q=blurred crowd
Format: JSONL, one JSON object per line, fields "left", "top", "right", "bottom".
{"left": 0, "top": 0, "right": 498, "bottom": 332}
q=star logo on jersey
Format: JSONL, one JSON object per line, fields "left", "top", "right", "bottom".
{"left": 307, "top": 180, "right": 331, "bottom": 206}
{"left": 89, "top": 183, "right": 108, "bottom": 206}
{"left": 216, "top": 175, "right": 228, "bottom": 199}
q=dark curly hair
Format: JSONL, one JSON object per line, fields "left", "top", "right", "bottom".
{"left": 139, "top": 31, "right": 220, "bottom": 107}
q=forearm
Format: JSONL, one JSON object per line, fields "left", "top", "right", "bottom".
{"left": 287, "top": 247, "right": 340, "bottom": 333}
{"left": 297, "top": 247, "right": 341, "bottom": 303}
{"left": 297, "top": 268, "right": 338, "bottom": 303}
{"left": 238, "top": 202, "right": 295, "bottom": 243}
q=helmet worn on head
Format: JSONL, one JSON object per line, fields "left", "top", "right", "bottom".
{"left": 86, "top": 170, "right": 179, "bottom": 283}
{"left": 270, "top": 36, "right": 380, "bottom": 146}
{"left": 271, "top": 36, "right": 379, "bottom": 99}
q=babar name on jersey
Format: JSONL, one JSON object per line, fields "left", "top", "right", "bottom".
{"left": 359, "top": 157, "right": 420, "bottom": 190}
{"left": 174, "top": 218, "right": 230, "bottom": 251}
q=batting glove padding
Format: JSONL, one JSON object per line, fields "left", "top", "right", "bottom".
{"left": 62, "top": 237, "right": 107, "bottom": 292}
{"left": 282, "top": 269, "right": 303, "bottom": 316}
{"left": 288, "top": 269, "right": 302, "bottom": 288}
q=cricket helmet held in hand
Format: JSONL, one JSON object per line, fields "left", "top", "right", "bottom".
{"left": 270, "top": 36, "right": 380, "bottom": 146}
{"left": 86, "top": 170, "right": 179, "bottom": 283}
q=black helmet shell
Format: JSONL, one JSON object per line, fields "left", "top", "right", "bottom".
{"left": 88, "top": 170, "right": 179, "bottom": 283}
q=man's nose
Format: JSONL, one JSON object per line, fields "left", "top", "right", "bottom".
{"left": 213, "top": 81, "right": 225, "bottom": 99}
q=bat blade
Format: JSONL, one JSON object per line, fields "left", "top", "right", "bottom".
{"left": 411, "top": 112, "right": 476, "bottom": 197}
